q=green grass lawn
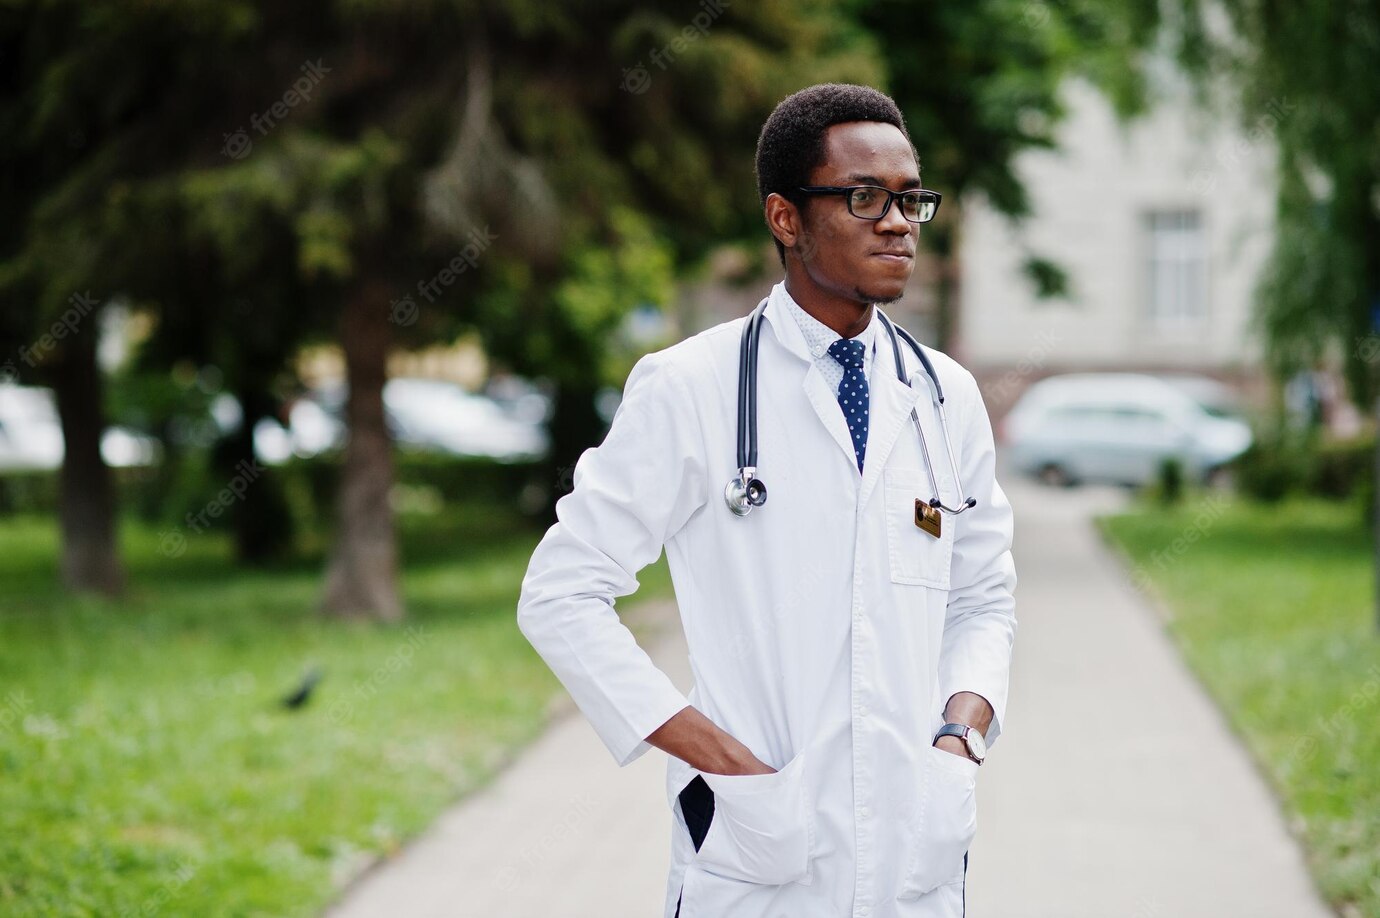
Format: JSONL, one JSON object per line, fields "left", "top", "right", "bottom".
{"left": 0, "top": 502, "right": 673, "bottom": 917}
{"left": 1098, "top": 492, "right": 1380, "bottom": 917}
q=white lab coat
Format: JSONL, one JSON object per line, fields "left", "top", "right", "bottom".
{"left": 517, "top": 281, "right": 1018, "bottom": 918}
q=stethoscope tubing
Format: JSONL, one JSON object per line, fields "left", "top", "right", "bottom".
{"left": 877, "top": 311, "right": 975, "bottom": 515}
{"left": 737, "top": 298, "right": 766, "bottom": 473}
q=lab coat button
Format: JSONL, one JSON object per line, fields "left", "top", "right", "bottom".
{"left": 860, "top": 805, "right": 870, "bottom": 818}
{"left": 860, "top": 906, "right": 871, "bottom": 916}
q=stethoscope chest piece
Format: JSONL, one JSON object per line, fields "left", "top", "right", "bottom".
{"left": 724, "top": 468, "right": 768, "bottom": 516}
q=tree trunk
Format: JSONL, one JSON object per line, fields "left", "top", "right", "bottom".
{"left": 542, "top": 376, "right": 603, "bottom": 520}
{"left": 320, "top": 281, "right": 403, "bottom": 621}
{"left": 51, "top": 319, "right": 124, "bottom": 596}
{"left": 223, "top": 378, "right": 292, "bottom": 565}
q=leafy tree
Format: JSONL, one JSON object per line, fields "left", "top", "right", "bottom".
{"left": 2, "top": 0, "right": 1154, "bottom": 619}
{"left": 1139, "top": 0, "right": 1378, "bottom": 404}
{"left": 0, "top": 0, "right": 879, "bottom": 616}
{"left": 1130, "top": 0, "right": 1380, "bottom": 638}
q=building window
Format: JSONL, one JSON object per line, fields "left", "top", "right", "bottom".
{"left": 1144, "top": 209, "right": 1206, "bottom": 328}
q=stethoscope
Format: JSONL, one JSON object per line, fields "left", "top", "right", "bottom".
{"left": 724, "top": 297, "right": 978, "bottom": 529}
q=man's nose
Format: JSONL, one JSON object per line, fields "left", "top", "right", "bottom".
{"left": 875, "top": 196, "right": 913, "bottom": 234}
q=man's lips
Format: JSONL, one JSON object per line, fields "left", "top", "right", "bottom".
{"left": 871, "top": 251, "right": 914, "bottom": 262}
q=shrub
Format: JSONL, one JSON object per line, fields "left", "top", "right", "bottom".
{"left": 1157, "top": 456, "right": 1184, "bottom": 505}
{"left": 1235, "top": 426, "right": 1318, "bottom": 503}
{"left": 1312, "top": 433, "right": 1373, "bottom": 499}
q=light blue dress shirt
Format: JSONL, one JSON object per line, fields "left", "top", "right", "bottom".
{"left": 779, "top": 288, "right": 880, "bottom": 394}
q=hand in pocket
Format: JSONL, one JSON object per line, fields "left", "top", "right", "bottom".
{"left": 692, "top": 750, "right": 813, "bottom": 886}
{"left": 898, "top": 744, "right": 977, "bottom": 898}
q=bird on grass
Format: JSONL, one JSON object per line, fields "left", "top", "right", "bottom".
{"left": 281, "top": 666, "right": 323, "bottom": 710}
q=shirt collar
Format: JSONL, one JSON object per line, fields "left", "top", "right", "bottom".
{"left": 777, "top": 282, "right": 879, "bottom": 362}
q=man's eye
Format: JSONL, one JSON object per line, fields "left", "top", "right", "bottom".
{"left": 851, "top": 189, "right": 878, "bottom": 205}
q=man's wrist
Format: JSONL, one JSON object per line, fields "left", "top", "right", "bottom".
{"left": 704, "top": 734, "right": 775, "bottom": 776}
{"left": 942, "top": 691, "right": 994, "bottom": 738}
{"left": 933, "top": 734, "right": 968, "bottom": 757}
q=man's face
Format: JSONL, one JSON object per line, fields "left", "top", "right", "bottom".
{"left": 794, "top": 121, "right": 920, "bottom": 305}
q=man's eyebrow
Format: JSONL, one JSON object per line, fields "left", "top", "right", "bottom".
{"left": 842, "top": 173, "right": 924, "bottom": 190}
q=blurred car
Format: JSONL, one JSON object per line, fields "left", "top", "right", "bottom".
{"left": 384, "top": 377, "right": 548, "bottom": 460}
{"left": 1002, "top": 372, "right": 1252, "bottom": 488}
{"left": 254, "top": 377, "right": 548, "bottom": 464}
{"left": 0, "top": 384, "right": 161, "bottom": 471}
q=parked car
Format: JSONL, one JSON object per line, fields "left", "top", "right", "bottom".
{"left": 0, "top": 384, "right": 161, "bottom": 471}
{"left": 254, "top": 377, "right": 548, "bottom": 464}
{"left": 1003, "top": 372, "right": 1252, "bottom": 488}
{"left": 383, "top": 377, "right": 548, "bottom": 460}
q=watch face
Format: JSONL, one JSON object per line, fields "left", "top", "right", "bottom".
{"left": 967, "top": 729, "right": 988, "bottom": 761}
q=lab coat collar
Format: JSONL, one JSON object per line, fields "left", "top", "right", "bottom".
{"left": 761, "top": 281, "right": 818, "bottom": 367}
{"left": 762, "top": 283, "right": 930, "bottom": 506}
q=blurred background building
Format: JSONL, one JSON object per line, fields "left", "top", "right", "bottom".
{"left": 960, "top": 68, "right": 1277, "bottom": 422}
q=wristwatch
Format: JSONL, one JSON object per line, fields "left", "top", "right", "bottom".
{"left": 933, "top": 722, "right": 987, "bottom": 765}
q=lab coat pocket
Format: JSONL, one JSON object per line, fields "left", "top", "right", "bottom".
{"left": 694, "top": 749, "right": 814, "bottom": 886}
{"left": 897, "top": 744, "right": 978, "bottom": 899}
{"left": 884, "top": 467, "right": 954, "bottom": 590}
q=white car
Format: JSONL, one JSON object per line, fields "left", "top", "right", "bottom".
{"left": 0, "top": 384, "right": 161, "bottom": 471}
{"left": 1003, "top": 373, "right": 1253, "bottom": 488}
{"left": 254, "top": 378, "right": 548, "bottom": 464}
{"left": 383, "top": 377, "right": 548, "bottom": 461}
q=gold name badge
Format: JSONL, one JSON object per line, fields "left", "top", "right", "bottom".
{"left": 915, "top": 499, "right": 942, "bottom": 538}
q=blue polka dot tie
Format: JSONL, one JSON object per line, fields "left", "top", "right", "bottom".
{"left": 827, "top": 337, "right": 869, "bottom": 473}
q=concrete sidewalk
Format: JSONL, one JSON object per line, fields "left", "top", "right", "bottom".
{"left": 325, "top": 478, "right": 1332, "bottom": 918}
{"left": 964, "top": 479, "right": 1331, "bottom": 917}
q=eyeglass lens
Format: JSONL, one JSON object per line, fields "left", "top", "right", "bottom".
{"left": 847, "top": 187, "right": 937, "bottom": 223}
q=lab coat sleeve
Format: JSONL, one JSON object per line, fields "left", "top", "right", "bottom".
{"left": 939, "top": 370, "right": 1018, "bottom": 749}
{"left": 516, "top": 349, "right": 704, "bottom": 768}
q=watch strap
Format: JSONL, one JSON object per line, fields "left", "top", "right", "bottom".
{"left": 933, "top": 723, "right": 969, "bottom": 743}
{"left": 933, "top": 722, "right": 984, "bottom": 763}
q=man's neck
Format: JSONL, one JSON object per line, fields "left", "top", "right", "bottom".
{"left": 783, "top": 271, "right": 873, "bottom": 339}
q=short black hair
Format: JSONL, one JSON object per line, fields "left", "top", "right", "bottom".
{"left": 755, "top": 84, "right": 913, "bottom": 264}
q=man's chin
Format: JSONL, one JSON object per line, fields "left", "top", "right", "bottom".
{"left": 853, "top": 284, "right": 907, "bottom": 306}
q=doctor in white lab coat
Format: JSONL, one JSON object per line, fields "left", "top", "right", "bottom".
{"left": 517, "top": 83, "right": 1017, "bottom": 918}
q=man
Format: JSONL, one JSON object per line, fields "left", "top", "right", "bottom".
{"left": 517, "top": 83, "right": 1017, "bottom": 918}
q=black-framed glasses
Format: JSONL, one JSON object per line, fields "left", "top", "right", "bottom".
{"left": 796, "top": 185, "right": 942, "bottom": 224}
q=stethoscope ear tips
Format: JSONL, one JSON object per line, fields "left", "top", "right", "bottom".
{"left": 724, "top": 472, "right": 768, "bottom": 516}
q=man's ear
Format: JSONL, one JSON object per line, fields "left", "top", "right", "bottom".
{"left": 764, "top": 192, "right": 802, "bottom": 254}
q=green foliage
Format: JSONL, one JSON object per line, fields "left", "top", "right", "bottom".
{"left": 1150, "top": 0, "right": 1380, "bottom": 408}
{"left": 1, "top": 0, "right": 1156, "bottom": 531}
{"left": 1314, "top": 434, "right": 1376, "bottom": 501}
{"left": 1235, "top": 426, "right": 1321, "bottom": 503}
{"left": 552, "top": 207, "right": 677, "bottom": 386}
{"left": 1156, "top": 455, "right": 1185, "bottom": 505}
{"left": 1021, "top": 255, "right": 1072, "bottom": 300}
{"left": 1235, "top": 425, "right": 1377, "bottom": 512}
